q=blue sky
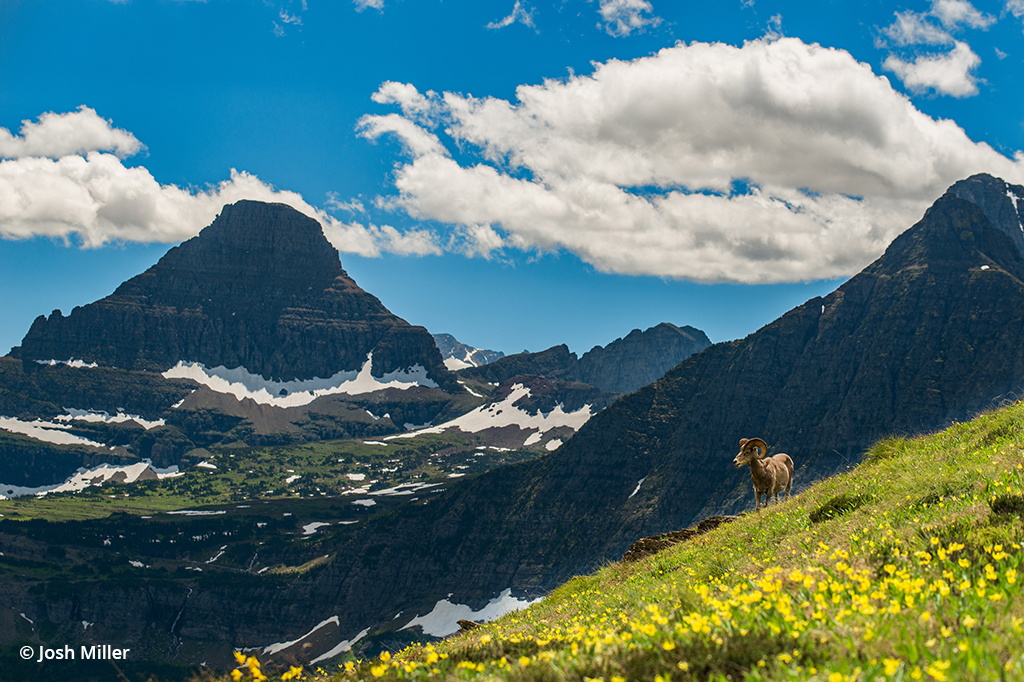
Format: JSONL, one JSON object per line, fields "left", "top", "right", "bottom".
{"left": 2, "top": 0, "right": 1023, "bottom": 359}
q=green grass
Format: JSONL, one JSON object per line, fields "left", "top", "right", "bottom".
{"left": 0, "top": 431, "right": 541, "bottom": 521}
{"left": 222, "top": 399, "right": 1024, "bottom": 681}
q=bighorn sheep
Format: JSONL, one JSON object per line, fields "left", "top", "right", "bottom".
{"left": 733, "top": 438, "right": 793, "bottom": 511}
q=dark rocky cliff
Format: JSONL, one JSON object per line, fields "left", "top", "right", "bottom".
{"left": 11, "top": 201, "right": 458, "bottom": 391}
{"left": 578, "top": 323, "right": 712, "bottom": 394}
{"left": 457, "top": 323, "right": 711, "bottom": 395}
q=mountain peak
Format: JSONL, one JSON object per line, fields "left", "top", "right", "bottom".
{"left": 944, "top": 173, "right": 1024, "bottom": 255}
{"left": 12, "top": 201, "right": 457, "bottom": 388}
{"left": 154, "top": 200, "right": 343, "bottom": 289}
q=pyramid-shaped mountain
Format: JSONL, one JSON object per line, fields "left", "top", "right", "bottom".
{"left": 12, "top": 200, "right": 458, "bottom": 391}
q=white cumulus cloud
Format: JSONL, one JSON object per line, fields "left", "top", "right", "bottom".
{"left": 0, "top": 106, "right": 142, "bottom": 159}
{"left": 358, "top": 38, "right": 1024, "bottom": 284}
{"left": 883, "top": 40, "right": 982, "bottom": 97}
{"left": 879, "top": 0, "right": 993, "bottom": 97}
{"left": 0, "top": 108, "right": 441, "bottom": 257}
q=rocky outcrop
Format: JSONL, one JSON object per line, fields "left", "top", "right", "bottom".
{"left": 11, "top": 201, "right": 458, "bottom": 392}
{"left": 621, "top": 515, "right": 738, "bottom": 562}
{"left": 456, "top": 323, "right": 710, "bottom": 395}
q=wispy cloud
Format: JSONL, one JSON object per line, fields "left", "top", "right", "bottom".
{"left": 931, "top": 0, "right": 995, "bottom": 29}
{"left": 279, "top": 9, "right": 302, "bottom": 25}
{"left": 487, "top": 1, "right": 536, "bottom": 30}
{"left": 596, "top": 0, "right": 662, "bottom": 37}
{"left": 358, "top": 38, "right": 1024, "bottom": 284}
{"left": 353, "top": 0, "right": 385, "bottom": 11}
{"left": 0, "top": 108, "right": 441, "bottom": 257}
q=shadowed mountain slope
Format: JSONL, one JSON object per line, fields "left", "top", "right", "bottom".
{"left": 457, "top": 323, "right": 711, "bottom": 395}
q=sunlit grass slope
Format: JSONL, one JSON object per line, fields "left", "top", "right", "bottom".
{"left": 220, "top": 400, "right": 1024, "bottom": 682}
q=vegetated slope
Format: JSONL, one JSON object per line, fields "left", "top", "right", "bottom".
{"left": 335, "top": 179, "right": 1024, "bottom": 600}
{"left": 315, "top": 396, "right": 1024, "bottom": 682}
{"left": 456, "top": 323, "right": 711, "bottom": 395}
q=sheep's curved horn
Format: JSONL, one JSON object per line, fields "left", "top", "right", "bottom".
{"left": 748, "top": 438, "right": 769, "bottom": 458}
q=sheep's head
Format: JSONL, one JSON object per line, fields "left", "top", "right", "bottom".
{"left": 733, "top": 438, "right": 768, "bottom": 468}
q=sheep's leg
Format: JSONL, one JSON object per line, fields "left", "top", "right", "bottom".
{"left": 754, "top": 487, "right": 761, "bottom": 511}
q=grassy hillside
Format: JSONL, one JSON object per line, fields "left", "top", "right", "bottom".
{"left": 217, "top": 398, "right": 1024, "bottom": 681}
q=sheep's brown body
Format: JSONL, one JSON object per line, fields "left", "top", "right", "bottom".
{"left": 732, "top": 438, "right": 793, "bottom": 511}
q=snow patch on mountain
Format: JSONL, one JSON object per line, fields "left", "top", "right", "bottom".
{"left": 433, "top": 333, "right": 504, "bottom": 370}
{"left": 0, "top": 459, "right": 176, "bottom": 499}
{"left": 35, "top": 358, "right": 99, "bottom": 369}
{"left": 401, "top": 589, "right": 541, "bottom": 637}
{"left": 57, "top": 408, "right": 165, "bottom": 430}
{"left": 162, "top": 352, "right": 438, "bottom": 407}
{"left": 0, "top": 416, "right": 109, "bottom": 448}
{"left": 387, "top": 383, "right": 592, "bottom": 443}
{"left": 262, "top": 616, "right": 340, "bottom": 656}
{"left": 1009, "top": 188, "right": 1023, "bottom": 233}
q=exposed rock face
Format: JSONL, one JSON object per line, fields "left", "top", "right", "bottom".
{"left": 12, "top": 201, "right": 458, "bottom": 391}
{"left": 433, "top": 334, "right": 504, "bottom": 370}
{"left": 458, "top": 345, "right": 579, "bottom": 385}
{"left": 457, "top": 323, "right": 711, "bottom": 395}
{"left": 946, "top": 173, "right": 1024, "bottom": 254}
{"left": 578, "top": 323, "right": 712, "bottom": 394}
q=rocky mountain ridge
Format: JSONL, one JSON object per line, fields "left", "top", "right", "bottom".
{"left": 432, "top": 334, "right": 505, "bottom": 371}
{"left": 457, "top": 322, "right": 711, "bottom": 395}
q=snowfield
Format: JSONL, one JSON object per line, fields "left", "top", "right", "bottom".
{"left": 387, "top": 383, "right": 592, "bottom": 445}
{"left": 401, "top": 588, "right": 542, "bottom": 637}
{"left": 162, "top": 352, "right": 438, "bottom": 407}
{"left": 0, "top": 460, "right": 178, "bottom": 499}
